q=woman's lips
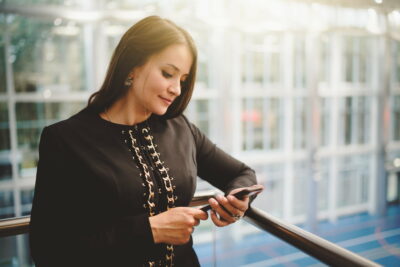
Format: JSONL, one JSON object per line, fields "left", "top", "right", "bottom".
{"left": 159, "top": 96, "right": 172, "bottom": 105}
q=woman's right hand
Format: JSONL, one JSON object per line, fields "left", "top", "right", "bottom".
{"left": 149, "top": 207, "right": 208, "bottom": 245}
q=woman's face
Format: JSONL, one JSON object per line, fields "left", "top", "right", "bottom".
{"left": 130, "top": 44, "right": 193, "bottom": 116}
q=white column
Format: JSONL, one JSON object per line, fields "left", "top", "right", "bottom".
{"left": 369, "top": 36, "right": 380, "bottom": 214}
{"left": 374, "top": 19, "right": 391, "bottom": 216}
{"left": 282, "top": 33, "right": 293, "bottom": 221}
{"left": 305, "top": 31, "right": 320, "bottom": 232}
{"left": 230, "top": 32, "right": 242, "bottom": 154}
{"left": 93, "top": 21, "right": 108, "bottom": 91}
{"left": 83, "top": 23, "right": 95, "bottom": 91}
{"left": 328, "top": 33, "right": 341, "bottom": 222}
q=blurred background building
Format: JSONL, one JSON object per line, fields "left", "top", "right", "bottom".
{"left": 0, "top": 0, "right": 399, "bottom": 266}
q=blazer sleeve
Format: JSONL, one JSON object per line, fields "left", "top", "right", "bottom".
{"left": 29, "top": 126, "right": 157, "bottom": 266}
{"left": 186, "top": 119, "right": 257, "bottom": 194}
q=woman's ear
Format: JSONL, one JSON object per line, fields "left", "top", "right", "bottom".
{"left": 128, "top": 68, "right": 136, "bottom": 79}
{"left": 124, "top": 69, "right": 136, "bottom": 87}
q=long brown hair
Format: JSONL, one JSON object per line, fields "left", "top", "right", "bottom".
{"left": 88, "top": 16, "right": 197, "bottom": 119}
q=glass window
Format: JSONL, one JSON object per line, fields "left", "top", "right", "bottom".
{"left": 291, "top": 159, "right": 330, "bottom": 215}
{"left": 242, "top": 98, "right": 282, "bottom": 151}
{"left": 0, "top": 102, "right": 11, "bottom": 182}
{"left": 0, "top": 102, "right": 10, "bottom": 151}
{"left": 292, "top": 161, "right": 308, "bottom": 216}
{"left": 266, "top": 98, "right": 283, "bottom": 150}
{"left": 10, "top": 0, "right": 81, "bottom": 7}
{"left": 21, "top": 189, "right": 34, "bottom": 216}
{"left": 0, "top": 161, "right": 12, "bottom": 182}
{"left": 392, "top": 96, "right": 400, "bottom": 141}
{"left": 187, "top": 26, "right": 210, "bottom": 89}
{"left": 356, "top": 96, "right": 370, "bottom": 144}
{"left": 243, "top": 50, "right": 263, "bottom": 85}
{"left": 104, "top": 22, "right": 131, "bottom": 63}
{"left": 242, "top": 36, "right": 263, "bottom": 85}
{"left": 98, "top": 0, "right": 160, "bottom": 10}
{"left": 0, "top": 190, "right": 14, "bottom": 219}
{"left": 0, "top": 234, "right": 32, "bottom": 267}
{"left": 0, "top": 26, "right": 6, "bottom": 93}
{"left": 9, "top": 16, "right": 86, "bottom": 93}
{"left": 293, "top": 97, "right": 306, "bottom": 149}
{"left": 196, "top": 100, "right": 210, "bottom": 136}
{"left": 337, "top": 155, "right": 370, "bottom": 207}
{"left": 0, "top": 101, "right": 10, "bottom": 183}
{"left": 0, "top": 103, "right": 12, "bottom": 181}
{"left": 252, "top": 164, "right": 284, "bottom": 217}
{"left": 242, "top": 98, "right": 263, "bottom": 150}
{"left": 197, "top": 59, "right": 209, "bottom": 88}
{"left": 320, "top": 98, "right": 331, "bottom": 147}
{"left": 339, "top": 96, "right": 371, "bottom": 145}
{"left": 318, "top": 159, "right": 330, "bottom": 212}
{"left": 392, "top": 40, "right": 400, "bottom": 85}
{"left": 320, "top": 35, "right": 331, "bottom": 84}
{"left": 265, "top": 36, "right": 282, "bottom": 86}
{"left": 343, "top": 36, "right": 371, "bottom": 85}
{"left": 187, "top": 99, "right": 211, "bottom": 136}
{"left": 293, "top": 35, "right": 306, "bottom": 89}
{"left": 16, "top": 102, "right": 85, "bottom": 178}
{"left": 253, "top": 51, "right": 264, "bottom": 84}
{"left": 242, "top": 35, "right": 282, "bottom": 87}
{"left": 342, "top": 97, "right": 353, "bottom": 145}
{"left": 344, "top": 36, "right": 354, "bottom": 83}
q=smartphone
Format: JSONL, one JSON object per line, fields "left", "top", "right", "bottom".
{"left": 200, "top": 184, "right": 264, "bottom": 212}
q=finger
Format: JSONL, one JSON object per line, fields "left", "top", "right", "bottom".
{"left": 227, "top": 195, "right": 249, "bottom": 212}
{"left": 194, "top": 218, "right": 200, "bottom": 226}
{"left": 209, "top": 198, "right": 236, "bottom": 223}
{"left": 216, "top": 195, "right": 242, "bottom": 216}
{"left": 210, "top": 210, "right": 230, "bottom": 227}
{"left": 193, "top": 208, "right": 208, "bottom": 220}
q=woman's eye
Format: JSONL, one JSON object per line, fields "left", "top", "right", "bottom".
{"left": 162, "top": 71, "right": 172, "bottom": 78}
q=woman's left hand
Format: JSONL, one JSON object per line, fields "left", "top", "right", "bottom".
{"left": 208, "top": 187, "right": 249, "bottom": 227}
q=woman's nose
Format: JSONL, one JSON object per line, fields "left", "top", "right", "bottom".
{"left": 168, "top": 81, "right": 181, "bottom": 96}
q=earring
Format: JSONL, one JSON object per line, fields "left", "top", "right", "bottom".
{"left": 124, "top": 77, "right": 133, "bottom": 87}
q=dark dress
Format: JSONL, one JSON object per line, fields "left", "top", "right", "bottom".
{"left": 29, "top": 107, "right": 257, "bottom": 267}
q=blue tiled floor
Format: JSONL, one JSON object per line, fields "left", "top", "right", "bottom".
{"left": 195, "top": 205, "right": 400, "bottom": 266}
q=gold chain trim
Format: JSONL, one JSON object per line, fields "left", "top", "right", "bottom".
{"left": 128, "top": 126, "right": 177, "bottom": 267}
{"left": 128, "top": 130, "right": 156, "bottom": 216}
{"left": 142, "top": 127, "right": 176, "bottom": 267}
{"left": 142, "top": 128, "right": 177, "bottom": 209}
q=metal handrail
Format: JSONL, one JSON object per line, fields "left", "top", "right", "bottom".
{"left": 244, "top": 207, "right": 380, "bottom": 267}
{"left": 0, "top": 215, "right": 30, "bottom": 238}
{"left": 0, "top": 194, "right": 381, "bottom": 266}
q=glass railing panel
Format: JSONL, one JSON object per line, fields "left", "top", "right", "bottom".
{"left": 0, "top": 233, "right": 33, "bottom": 267}
{"left": 193, "top": 204, "right": 400, "bottom": 267}
{"left": 196, "top": 221, "right": 321, "bottom": 267}
{"left": 192, "top": 218, "right": 216, "bottom": 267}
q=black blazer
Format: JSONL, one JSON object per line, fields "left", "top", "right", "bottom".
{"left": 29, "top": 107, "right": 257, "bottom": 267}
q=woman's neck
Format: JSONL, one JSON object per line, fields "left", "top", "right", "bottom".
{"left": 101, "top": 98, "right": 151, "bottom": 126}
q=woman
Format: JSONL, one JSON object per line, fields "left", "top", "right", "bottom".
{"left": 29, "top": 16, "right": 257, "bottom": 267}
